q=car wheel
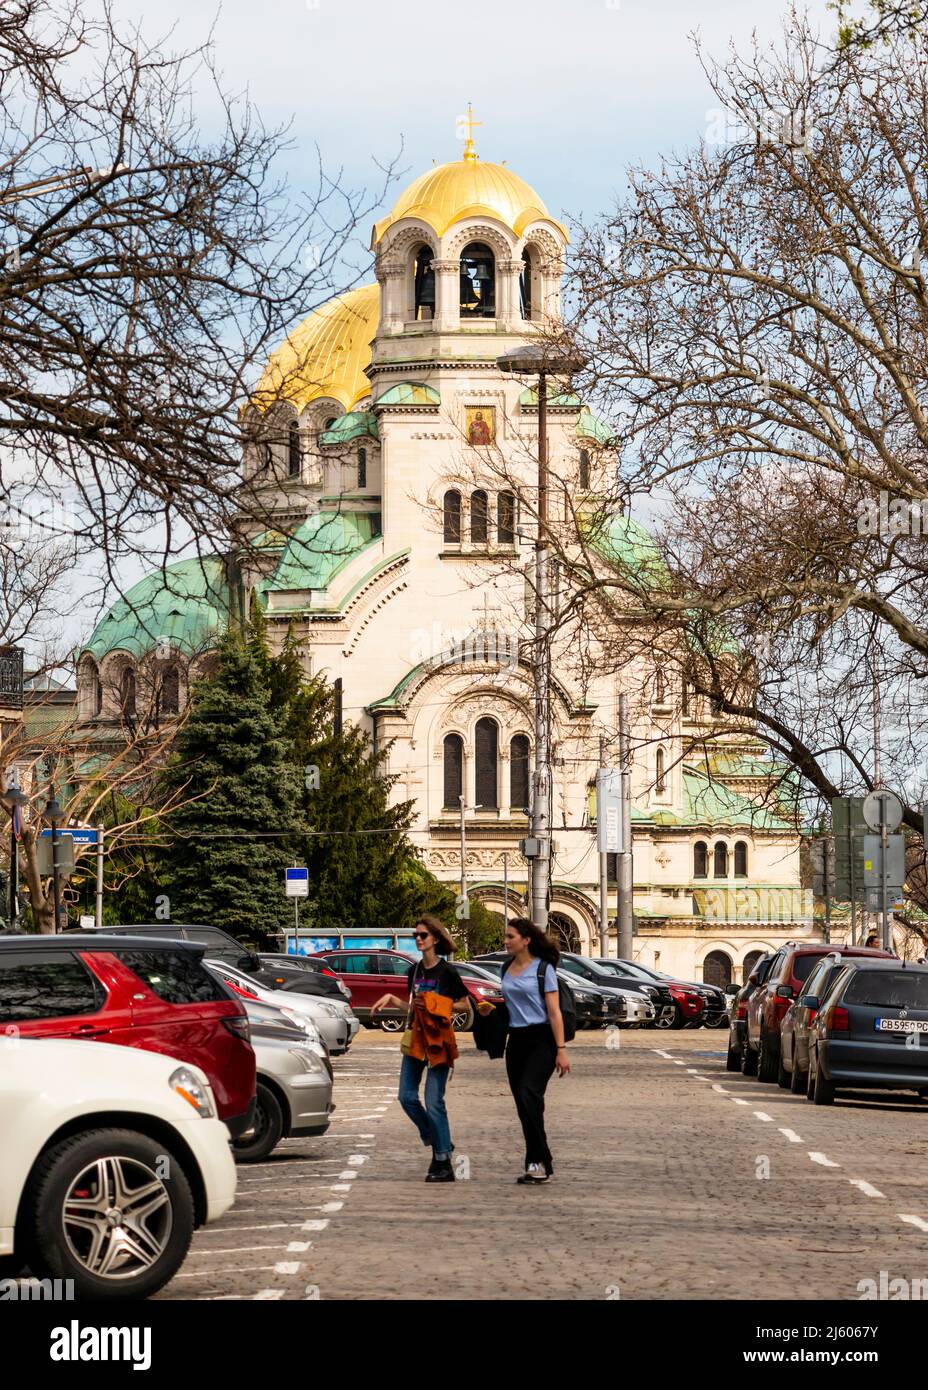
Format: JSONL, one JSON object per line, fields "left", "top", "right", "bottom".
{"left": 669, "top": 1005, "right": 687, "bottom": 1031}
{"left": 777, "top": 1048, "right": 791, "bottom": 1089}
{"left": 24, "top": 1128, "right": 194, "bottom": 1301}
{"left": 232, "top": 1082, "right": 284, "bottom": 1163}
{"left": 451, "top": 1010, "right": 470, "bottom": 1032}
{"left": 813, "top": 1060, "right": 835, "bottom": 1106}
{"left": 726, "top": 1038, "right": 742, "bottom": 1072}
{"left": 741, "top": 1038, "right": 758, "bottom": 1076}
{"left": 379, "top": 1017, "right": 405, "bottom": 1033}
{"left": 790, "top": 1061, "right": 807, "bottom": 1095}
{"left": 654, "top": 1011, "right": 674, "bottom": 1030}
{"left": 806, "top": 1055, "right": 817, "bottom": 1100}
{"left": 758, "top": 1029, "right": 778, "bottom": 1083}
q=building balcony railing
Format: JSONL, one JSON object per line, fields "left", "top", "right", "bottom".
{"left": 0, "top": 647, "right": 24, "bottom": 709}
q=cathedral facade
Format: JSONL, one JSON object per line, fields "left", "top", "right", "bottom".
{"left": 77, "top": 131, "right": 810, "bottom": 985}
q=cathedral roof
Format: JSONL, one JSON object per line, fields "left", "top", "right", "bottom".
{"left": 82, "top": 557, "right": 232, "bottom": 661}
{"left": 262, "top": 510, "right": 380, "bottom": 597}
{"left": 254, "top": 283, "right": 379, "bottom": 414}
{"left": 372, "top": 156, "right": 567, "bottom": 244}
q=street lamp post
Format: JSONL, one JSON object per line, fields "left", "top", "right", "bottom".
{"left": 0, "top": 785, "right": 28, "bottom": 928}
{"left": 497, "top": 344, "right": 585, "bottom": 931}
{"left": 45, "top": 793, "right": 66, "bottom": 933}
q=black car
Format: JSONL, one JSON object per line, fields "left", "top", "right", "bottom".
{"left": 726, "top": 953, "right": 775, "bottom": 1071}
{"left": 604, "top": 957, "right": 727, "bottom": 1029}
{"left": 472, "top": 952, "right": 650, "bottom": 1027}
{"left": 592, "top": 958, "right": 676, "bottom": 1025}
{"left": 255, "top": 954, "right": 350, "bottom": 1001}
{"left": 806, "top": 959, "right": 928, "bottom": 1105}
{"left": 80, "top": 922, "right": 259, "bottom": 971}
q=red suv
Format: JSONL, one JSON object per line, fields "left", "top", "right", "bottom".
{"left": 0, "top": 935, "right": 256, "bottom": 1136}
{"left": 308, "top": 949, "right": 416, "bottom": 1027}
{"left": 745, "top": 941, "right": 894, "bottom": 1082}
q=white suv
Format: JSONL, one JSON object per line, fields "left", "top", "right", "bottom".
{"left": 0, "top": 1038, "right": 236, "bottom": 1299}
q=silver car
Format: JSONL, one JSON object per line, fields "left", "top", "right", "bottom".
{"left": 206, "top": 958, "right": 358, "bottom": 1054}
{"left": 232, "top": 1028, "right": 333, "bottom": 1163}
{"left": 240, "top": 997, "right": 332, "bottom": 1076}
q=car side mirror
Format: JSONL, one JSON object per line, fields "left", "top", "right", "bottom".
{"left": 798, "top": 994, "right": 819, "bottom": 1010}
{"left": 775, "top": 985, "right": 793, "bottom": 998}
{"left": 240, "top": 952, "right": 260, "bottom": 973}
{"left": 724, "top": 982, "right": 739, "bottom": 995}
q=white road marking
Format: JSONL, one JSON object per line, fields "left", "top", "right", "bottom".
{"left": 808, "top": 1152, "right": 841, "bottom": 1168}
{"left": 849, "top": 1179, "right": 885, "bottom": 1199}
{"left": 899, "top": 1214, "right": 928, "bottom": 1232}
{"left": 286, "top": 1241, "right": 313, "bottom": 1252}
{"left": 320, "top": 1202, "right": 343, "bottom": 1212}
{"left": 753, "top": 1112, "right": 773, "bottom": 1122}
{"left": 672, "top": 1060, "right": 686, "bottom": 1066}
{"left": 274, "top": 1261, "right": 302, "bottom": 1274}
{"left": 338, "top": 1170, "right": 358, "bottom": 1179}
{"left": 254, "top": 1289, "right": 284, "bottom": 1300}
{"left": 330, "top": 1183, "right": 352, "bottom": 1192}
{"left": 731, "top": 1098, "right": 750, "bottom": 1106}
{"left": 348, "top": 1155, "right": 369, "bottom": 1165}
{"left": 778, "top": 1128, "right": 803, "bottom": 1143}
{"left": 711, "top": 1084, "right": 729, "bottom": 1094}
{"left": 652, "top": 1049, "right": 674, "bottom": 1059}
{"left": 302, "top": 1220, "right": 329, "bottom": 1231}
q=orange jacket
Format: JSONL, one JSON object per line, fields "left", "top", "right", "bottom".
{"left": 406, "top": 990, "right": 460, "bottom": 1068}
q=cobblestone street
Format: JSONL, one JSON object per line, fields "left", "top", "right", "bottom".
{"left": 156, "top": 1028, "right": 928, "bottom": 1301}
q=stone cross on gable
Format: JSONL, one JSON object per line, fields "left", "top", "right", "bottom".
{"left": 472, "top": 590, "right": 503, "bottom": 629}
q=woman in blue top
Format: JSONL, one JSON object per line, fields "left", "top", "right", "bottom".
{"left": 501, "top": 917, "right": 569, "bottom": 1183}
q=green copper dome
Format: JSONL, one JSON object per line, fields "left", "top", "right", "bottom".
{"left": 266, "top": 511, "right": 380, "bottom": 593}
{"left": 82, "top": 556, "right": 232, "bottom": 660}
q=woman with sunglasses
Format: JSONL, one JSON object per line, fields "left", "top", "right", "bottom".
{"left": 371, "top": 915, "right": 492, "bottom": 1182}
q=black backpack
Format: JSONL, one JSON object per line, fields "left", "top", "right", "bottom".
{"left": 501, "top": 956, "right": 577, "bottom": 1043}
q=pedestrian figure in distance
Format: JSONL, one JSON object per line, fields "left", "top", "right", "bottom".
{"left": 865, "top": 932, "right": 881, "bottom": 949}
{"left": 371, "top": 915, "right": 493, "bottom": 1182}
{"left": 500, "top": 918, "right": 570, "bottom": 1184}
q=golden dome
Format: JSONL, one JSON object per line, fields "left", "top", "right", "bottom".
{"left": 372, "top": 157, "right": 568, "bottom": 244}
{"left": 254, "top": 283, "right": 379, "bottom": 413}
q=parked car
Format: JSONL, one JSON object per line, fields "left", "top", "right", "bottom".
{"left": 778, "top": 952, "right": 849, "bottom": 1092}
{"left": 746, "top": 941, "right": 895, "bottom": 1082}
{"left": 805, "top": 959, "right": 928, "bottom": 1104}
{"left": 472, "top": 952, "right": 651, "bottom": 1026}
{"left": 617, "top": 959, "right": 725, "bottom": 1028}
{"left": 307, "top": 948, "right": 417, "bottom": 1028}
{"left": 1, "top": 935, "right": 256, "bottom": 1137}
{"left": 0, "top": 1038, "right": 236, "bottom": 1299}
{"left": 444, "top": 962, "right": 506, "bottom": 1030}
{"left": 256, "top": 953, "right": 351, "bottom": 1001}
{"left": 80, "top": 921, "right": 260, "bottom": 971}
{"left": 592, "top": 958, "right": 676, "bottom": 1026}
{"left": 232, "top": 1029, "right": 333, "bottom": 1162}
{"left": 240, "top": 997, "right": 332, "bottom": 1078}
{"left": 205, "top": 958, "right": 356, "bottom": 1054}
{"left": 726, "top": 953, "right": 775, "bottom": 1071}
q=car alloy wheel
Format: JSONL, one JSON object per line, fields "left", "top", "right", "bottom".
{"left": 654, "top": 1011, "right": 675, "bottom": 1030}
{"left": 62, "top": 1155, "right": 173, "bottom": 1279}
{"left": 379, "top": 1016, "right": 405, "bottom": 1033}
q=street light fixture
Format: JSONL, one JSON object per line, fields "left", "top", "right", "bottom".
{"left": 497, "top": 343, "right": 586, "bottom": 931}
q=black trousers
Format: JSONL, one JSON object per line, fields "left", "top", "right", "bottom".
{"left": 505, "top": 1022, "right": 557, "bottom": 1172}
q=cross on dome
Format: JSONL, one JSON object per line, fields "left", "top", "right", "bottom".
{"left": 459, "top": 102, "right": 481, "bottom": 162}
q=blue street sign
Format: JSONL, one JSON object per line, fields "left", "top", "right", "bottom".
{"left": 39, "top": 827, "right": 99, "bottom": 845}
{"left": 285, "top": 866, "right": 309, "bottom": 898}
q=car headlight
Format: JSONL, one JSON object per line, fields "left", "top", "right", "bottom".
{"left": 281, "top": 1007, "right": 321, "bottom": 1042}
{"left": 290, "top": 1048, "right": 325, "bottom": 1074}
{"left": 317, "top": 1001, "right": 341, "bottom": 1019}
{"left": 574, "top": 990, "right": 594, "bottom": 1002}
{"left": 169, "top": 1066, "right": 215, "bottom": 1118}
{"left": 474, "top": 986, "right": 497, "bottom": 997}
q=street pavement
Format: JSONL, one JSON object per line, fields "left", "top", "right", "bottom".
{"left": 157, "top": 1028, "right": 928, "bottom": 1301}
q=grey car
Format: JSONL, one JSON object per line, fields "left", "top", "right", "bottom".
{"left": 232, "top": 1027, "right": 334, "bottom": 1162}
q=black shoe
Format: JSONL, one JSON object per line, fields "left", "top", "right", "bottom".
{"left": 425, "top": 1158, "right": 455, "bottom": 1182}
{"left": 426, "top": 1156, "right": 440, "bottom": 1177}
{"left": 517, "top": 1163, "right": 550, "bottom": 1184}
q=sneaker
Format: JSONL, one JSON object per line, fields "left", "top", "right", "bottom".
{"left": 425, "top": 1158, "right": 455, "bottom": 1183}
{"left": 517, "top": 1163, "right": 550, "bottom": 1184}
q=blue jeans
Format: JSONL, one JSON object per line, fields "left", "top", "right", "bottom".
{"left": 398, "top": 1055, "right": 452, "bottom": 1158}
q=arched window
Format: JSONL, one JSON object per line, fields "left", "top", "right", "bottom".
{"left": 120, "top": 666, "right": 136, "bottom": 717}
{"left": 443, "top": 734, "right": 463, "bottom": 808}
{"left": 743, "top": 949, "right": 763, "bottom": 981}
{"left": 713, "top": 841, "right": 729, "bottom": 878}
{"left": 93, "top": 667, "right": 102, "bottom": 717}
{"left": 161, "top": 665, "right": 180, "bottom": 716}
{"left": 734, "top": 840, "right": 748, "bottom": 878}
{"left": 703, "top": 950, "right": 733, "bottom": 988}
{"left": 474, "top": 717, "right": 498, "bottom": 808}
{"left": 459, "top": 242, "right": 495, "bottom": 317}
{"left": 288, "top": 421, "right": 301, "bottom": 478}
{"left": 655, "top": 747, "right": 666, "bottom": 794}
{"left": 579, "top": 449, "right": 590, "bottom": 490}
{"left": 413, "top": 245, "right": 435, "bottom": 320}
{"left": 510, "top": 733, "right": 530, "bottom": 811}
{"left": 443, "top": 489, "right": 462, "bottom": 544}
{"left": 497, "top": 491, "right": 516, "bottom": 545}
{"left": 357, "top": 447, "right": 367, "bottom": 489}
{"left": 470, "top": 489, "right": 489, "bottom": 545}
{"left": 519, "top": 249, "right": 533, "bottom": 320}
{"left": 693, "top": 841, "right": 708, "bottom": 878}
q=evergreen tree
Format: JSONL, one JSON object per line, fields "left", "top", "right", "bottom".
{"left": 158, "top": 627, "right": 302, "bottom": 944}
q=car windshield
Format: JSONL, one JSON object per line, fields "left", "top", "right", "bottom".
{"left": 597, "top": 960, "right": 654, "bottom": 982}
{"left": 792, "top": 954, "right": 831, "bottom": 984}
{"left": 843, "top": 971, "right": 928, "bottom": 1010}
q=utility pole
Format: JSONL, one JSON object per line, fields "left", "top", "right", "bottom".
{"left": 503, "top": 851, "right": 509, "bottom": 927}
{"left": 617, "top": 694, "right": 634, "bottom": 959}
{"left": 497, "top": 344, "right": 585, "bottom": 933}
{"left": 95, "top": 823, "right": 105, "bottom": 929}
{"left": 599, "top": 734, "right": 609, "bottom": 955}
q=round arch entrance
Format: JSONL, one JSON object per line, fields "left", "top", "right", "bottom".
{"left": 742, "top": 949, "right": 764, "bottom": 982}
{"left": 702, "top": 950, "right": 733, "bottom": 988}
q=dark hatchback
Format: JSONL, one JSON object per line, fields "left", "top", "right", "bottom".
{"left": 806, "top": 959, "right": 928, "bottom": 1105}
{"left": 726, "top": 953, "right": 775, "bottom": 1071}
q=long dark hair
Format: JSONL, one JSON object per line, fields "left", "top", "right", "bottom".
{"left": 507, "top": 917, "right": 560, "bottom": 967}
{"left": 415, "top": 914, "right": 456, "bottom": 957}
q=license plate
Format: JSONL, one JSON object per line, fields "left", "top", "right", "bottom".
{"left": 875, "top": 1018, "right": 928, "bottom": 1033}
